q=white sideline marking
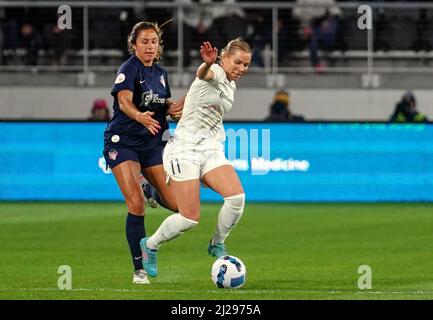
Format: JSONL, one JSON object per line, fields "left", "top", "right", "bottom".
{"left": 1, "top": 288, "right": 433, "bottom": 295}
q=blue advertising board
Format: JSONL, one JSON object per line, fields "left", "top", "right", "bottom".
{"left": 1, "top": 122, "right": 432, "bottom": 202}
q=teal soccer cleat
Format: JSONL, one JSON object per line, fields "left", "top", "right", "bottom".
{"left": 140, "top": 237, "right": 158, "bottom": 277}
{"left": 208, "top": 240, "right": 228, "bottom": 258}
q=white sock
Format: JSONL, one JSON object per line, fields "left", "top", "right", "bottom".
{"left": 211, "top": 193, "right": 245, "bottom": 245}
{"left": 147, "top": 213, "right": 198, "bottom": 250}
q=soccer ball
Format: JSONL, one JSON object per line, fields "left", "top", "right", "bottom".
{"left": 211, "top": 255, "right": 246, "bottom": 289}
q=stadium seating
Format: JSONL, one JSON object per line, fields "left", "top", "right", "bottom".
{"left": 1, "top": 3, "right": 433, "bottom": 77}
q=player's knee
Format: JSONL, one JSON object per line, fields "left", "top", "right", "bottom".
{"left": 224, "top": 193, "right": 245, "bottom": 214}
{"left": 126, "top": 192, "right": 145, "bottom": 214}
{"left": 180, "top": 208, "right": 200, "bottom": 222}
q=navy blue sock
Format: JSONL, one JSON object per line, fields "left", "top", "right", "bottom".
{"left": 125, "top": 213, "right": 145, "bottom": 271}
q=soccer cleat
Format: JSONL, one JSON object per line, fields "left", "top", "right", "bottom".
{"left": 140, "top": 237, "right": 158, "bottom": 277}
{"left": 208, "top": 239, "right": 228, "bottom": 258}
{"left": 132, "top": 269, "right": 150, "bottom": 284}
{"left": 140, "top": 175, "right": 159, "bottom": 208}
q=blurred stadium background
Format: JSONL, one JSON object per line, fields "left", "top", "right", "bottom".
{"left": 1, "top": 0, "right": 433, "bottom": 300}
{"left": 1, "top": 0, "right": 433, "bottom": 120}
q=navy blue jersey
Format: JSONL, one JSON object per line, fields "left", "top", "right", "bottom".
{"left": 104, "top": 55, "right": 171, "bottom": 149}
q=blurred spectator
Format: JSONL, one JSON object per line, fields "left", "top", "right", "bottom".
{"left": 246, "top": 8, "right": 303, "bottom": 67}
{"left": 293, "top": 0, "right": 342, "bottom": 73}
{"left": 136, "top": 2, "right": 183, "bottom": 63}
{"left": 19, "top": 22, "right": 42, "bottom": 65}
{"left": 277, "top": 9, "right": 304, "bottom": 65}
{"left": 413, "top": 8, "right": 432, "bottom": 52}
{"left": 43, "top": 14, "right": 75, "bottom": 66}
{"left": 89, "top": 7, "right": 122, "bottom": 50}
{"left": 242, "top": 7, "right": 271, "bottom": 67}
{"left": 212, "top": 0, "right": 247, "bottom": 49}
{"left": 119, "top": 8, "right": 138, "bottom": 59}
{"left": 88, "top": 98, "right": 110, "bottom": 122}
{"left": 174, "top": 0, "right": 222, "bottom": 66}
{"left": 1, "top": 7, "right": 20, "bottom": 64}
{"left": 0, "top": 6, "right": 3, "bottom": 63}
{"left": 389, "top": 91, "right": 428, "bottom": 123}
{"left": 0, "top": 26, "right": 3, "bottom": 65}
{"left": 265, "top": 91, "right": 305, "bottom": 122}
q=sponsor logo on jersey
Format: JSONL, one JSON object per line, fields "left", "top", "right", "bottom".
{"left": 140, "top": 89, "right": 166, "bottom": 108}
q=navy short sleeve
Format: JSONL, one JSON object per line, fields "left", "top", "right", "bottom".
{"left": 111, "top": 62, "right": 137, "bottom": 96}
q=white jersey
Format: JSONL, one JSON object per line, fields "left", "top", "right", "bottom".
{"left": 174, "top": 64, "right": 236, "bottom": 144}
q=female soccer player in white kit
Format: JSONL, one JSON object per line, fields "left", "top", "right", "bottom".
{"left": 140, "top": 38, "right": 252, "bottom": 277}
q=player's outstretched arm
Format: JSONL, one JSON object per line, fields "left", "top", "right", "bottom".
{"left": 196, "top": 41, "right": 217, "bottom": 81}
{"left": 118, "top": 90, "right": 161, "bottom": 135}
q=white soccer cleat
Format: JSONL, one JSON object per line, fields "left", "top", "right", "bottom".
{"left": 132, "top": 269, "right": 150, "bottom": 284}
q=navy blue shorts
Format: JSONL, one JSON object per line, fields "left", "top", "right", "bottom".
{"left": 103, "top": 144, "right": 165, "bottom": 169}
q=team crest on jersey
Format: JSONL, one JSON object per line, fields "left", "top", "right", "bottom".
{"left": 219, "top": 91, "right": 233, "bottom": 104}
{"left": 108, "top": 149, "right": 118, "bottom": 161}
{"left": 115, "top": 73, "right": 125, "bottom": 84}
{"left": 160, "top": 75, "right": 166, "bottom": 88}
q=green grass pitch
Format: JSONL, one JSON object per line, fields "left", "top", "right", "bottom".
{"left": 1, "top": 202, "right": 433, "bottom": 300}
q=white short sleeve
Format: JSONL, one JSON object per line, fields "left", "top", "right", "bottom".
{"left": 209, "top": 64, "right": 226, "bottom": 83}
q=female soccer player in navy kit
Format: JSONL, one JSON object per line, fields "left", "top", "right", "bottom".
{"left": 103, "top": 21, "right": 183, "bottom": 284}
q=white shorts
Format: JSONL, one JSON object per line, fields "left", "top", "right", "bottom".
{"left": 163, "top": 137, "right": 232, "bottom": 182}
